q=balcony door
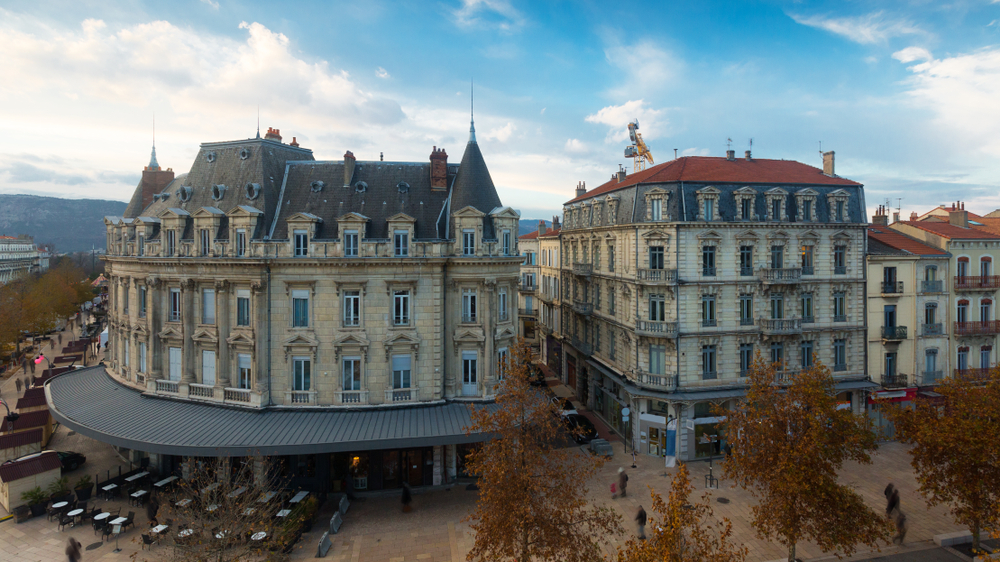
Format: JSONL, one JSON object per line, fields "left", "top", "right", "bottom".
{"left": 884, "top": 305, "right": 897, "bottom": 328}
{"left": 201, "top": 350, "right": 216, "bottom": 386}
{"left": 883, "top": 266, "right": 896, "bottom": 289}
{"left": 168, "top": 347, "right": 182, "bottom": 382}
{"left": 462, "top": 351, "right": 478, "bottom": 396}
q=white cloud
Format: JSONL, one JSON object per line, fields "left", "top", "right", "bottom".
{"left": 451, "top": 0, "right": 525, "bottom": 32}
{"left": 603, "top": 40, "right": 681, "bottom": 98}
{"left": 893, "top": 46, "right": 933, "bottom": 64}
{"left": 376, "top": 66, "right": 390, "bottom": 79}
{"left": 200, "top": 0, "right": 220, "bottom": 9}
{"left": 564, "top": 139, "right": 588, "bottom": 153}
{"left": 790, "top": 11, "right": 923, "bottom": 45}
{"left": 681, "top": 147, "right": 710, "bottom": 157}
{"left": 585, "top": 99, "right": 667, "bottom": 144}
{"left": 540, "top": 107, "right": 546, "bottom": 115}
{"left": 864, "top": 55, "right": 879, "bottom": 64}
{"left": 485, "top": 122, "right": 515, "bottom": 142}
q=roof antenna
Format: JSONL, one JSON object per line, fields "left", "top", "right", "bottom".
{"left": 469, "top": 79, "right": 477, "bottom": 144}
{"left": 256, "top": 105, "right": 261, "bottom": 139}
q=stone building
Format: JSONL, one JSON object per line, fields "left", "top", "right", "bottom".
{"left": 0, "top": 235, "right": 40, "bottom": 284}
{"left": 47, "top": 122, "right": 522, "bottom": 492}
{"left": 535, "top": 217, "right": 563, "bottom": 376}
{"left": 517, "top": 223, "right": 541, "bottom": 348}
{"left": 555, "top": 150, "right": 875, "bottom": 462}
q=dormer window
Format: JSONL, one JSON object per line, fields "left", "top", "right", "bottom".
{"left": 293, "top": 230, "right": 308, "bottom": 257}
{"left": 695, "top": 187, "right": 720, "bottom": 221}
{"left": 765, "top": 188, "right": 789, "bottom": 221}
{"left": 735, "top": 187, "right": 757, "bottom": 221}
{"left": 645, "top": 189, "right": 670, "bottom": 222}
{"left": 200, "top": 229, "right": 210, "bottom": 256}
{"left": 741, "top": 198, "right": 752, "bottom": 220}
{"left": 137, "top": 234, "right": 145, "bottom": 256}
{"left": 772, "top": 199, "right": 781, "bottom": 220}
{"left": 652, "top": 199, "right": 663, "bottom": 221}
{"left": 167, "top": 230, "right": 176, "bottom": 256}
{"left": 606, "top": 197, "right": 619, "bottom": 225}
{"left": 827, "top": 190, "right": 851, "bottom": 222}
{"left": 236, "top": 229, "right": 247, "bottom": 257}
{"left": 502, "top": 229, "right": 511, "bottom": 256}
{"left": 795, "top": 189, "right": 819, "bottom": 222}
{"left": 704, "top": 199, "right": 714, "bottom": 221}
{"left": 463, "top": 230, "right": 475, "bottom": 256}
{"left": 344, "top": 230, "right": 359, "bottom": 257}
{"left": 394, "top": 230, "right": 409, "bottom": 257}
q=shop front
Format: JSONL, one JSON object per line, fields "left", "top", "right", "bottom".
{"left": 868, "top": 387, "right": 917, "bottom": 441}
{"left": 330, "top": 448, "right": 434, "bottom": 492}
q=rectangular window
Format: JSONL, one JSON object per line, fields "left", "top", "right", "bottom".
{"left": 237, "top": 290, "right": 251, "bottom": 326}
{"left": 525, "top": 295, "right": 533, "bottom": 313}
{"left": 462, "top": 351, "right": 478, "bottom": 395}
{"left": 608, "top": 245, "right": 615, "bottom": 272}
{"left": 393, "top": 290, "right": 410, "bottom": 325}
{"left": 803, "top": 199, "right": 812, "bottom": 221}
{"left": 925, "top": 303, "right": 937, "bottom": 325}
{"left": 770, "top": 342, "right": 784, "bottom": 367}
{"left": 702, "top": 345, "right": 717, "bottom": 379}
{"left": 702, "top": 295, "right": 716, "bottom": 327}
{"left": 293, "top": 357, "right": 311, "bottom": 391}
{"left": 167, "top": 230, "right": 176, "bottom": 256}
{"left": 801, "top": 340, "right": 814, "bottom": 369}
{"left": 138, "top": 234, "right": 145, "bottom": 256}
{"left": 836, "top": 200, "right": 845, "bottom": 221}
{"left": 649, "top": 345, "right": 665, "bottom": 375}
{"left": 392, "top": 355, "right": 412, "bottom": 388}
{"left": 834, "top": 292, "right": 846, "bottom": 321}
{"left": 801, "top": 246, "right": 813, "bottom": 274}
{"left": 123, "top": 288, "right": 129, "bottom": 315}
{"left": 801, "top": 293, "right": 814, "bottom": 323}
{"left": 740, "top": 245, "right": 753, "bottom": 276}
{"left": 139, "top": 286, "right": 147, "bottom": 318}
{"left": 651, "top": 198, "right": 662, "bottom": 221}
{"left": 202, "top": 350, "right": 216, "bottom": 386}
{"left": 523, "top": 252, "right": 535, "bottom": 266}
{"left": 885, "top": 352, "right": 897, "bottom": 377}
{"left": 462, "top": 289, "right": 477, "bottom": 323}
{"left": 168, "top": 347, "right": 182, "bottom": 382}
{"left": 499, "top": 288, "right": 508, "bottom": 322}
{"left": 957, "top": 348, "right": 969, "bottom": 370}
{"left": 770, "top": 245, "right": 783, "bottom": 269}
{"left": 344, "top": 230, "right": 358, "bottom": 257}
{"left": 170, "top": 288, "right": 181, "bottom": 322}
{"left": 739, "top": 343, "right": 753, "bottom": 376}
{"left": 834, "top": 245, "right": 846, "bottom": 274}
{"left": 200, "top": 229, "right": 210, "bottom": 256}
{"left": 343, "top": 290, "right": 360, "bottom": 327}
{"left": 982, "top": 301, "right": 992, "bottom": 323}
{"left": 834, "top": 339, "right": 847, "bottom": 371}
{"left": 741, "top": 198, "right": 753, "bottom": 220}
{"left": 704, "top": 199, "right": 714, "bottom": 221}
{"left": 925, "top": 350, "right": 937, "bottom": 375}
{"left": 609, "top": 289, "right": 616, "bottom": 315}
{"left": 138, "top": 341, "right": 147, "bottom": 374}
{"left": 649, "top": 246, "right": 664, "bottom": 270}
{"left": 293, "top": 230, "right": 308, "bottom": 256}
{"left": 649, "top": 295, "right": 666, "bottom": 321}
{"left": 957, "top": 301, "right": 968, "bottom": 323}
{"left": 292, "top": 289, "right": 309, "bottom": 327}
{"left": 702, "top": 245, "right": 716, "bottom": 276}
{"left": 342, "top": 357, "right": 361, "bottom": 390}
{"left": 772, "top": 198, "right": 782, "bottom": 221}
{"left": 202, "top": 288, "right": 215, "bottom": 324}
{"left": 124, "top": 343, "right": 129, "bottom": 369}
{"left": 740, "top": 294, "right": 753, "bottom": 326}
{"left": 770, "top": 293, "right": 784, "bottom": 319}
{"left": 462, "top": 230, "right": 475, "bottom": 255}
{"left": 497, "top": 348, "right": 509, "bottom": 379}
{"left": 394, "top": 230, "right": 409, "bottom": 257}
{"left": 502, "top": 230, "right": 511, "bottom": 255}
{"left": 236, "top": 229, "right": 247, "bottom": 257}
{"left": 238, "top": 353, "right": 252, "bottom": 389}
{"left": 609, "top": 327, "right": 616, "bottom": 360}
{"left": 983, "top": 348, "right": 992, "bottom": 369}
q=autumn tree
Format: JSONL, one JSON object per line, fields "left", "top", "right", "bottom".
{"left": 464, "top": 338, "right": 622, "bottom": 562}
{"left": 616, "top": 463, "right": 747, "bottom": 562}
{"left": 719, "top": 355, "right": 891, "bottom": 561}
{"left": 882, "top": 369, "right": 1000, "bottom": 552}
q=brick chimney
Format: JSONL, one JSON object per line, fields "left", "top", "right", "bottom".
{"left": 139, "top": 165, "right": 175, "bottom": 212}
{"left": 910, "top": 211, "right": 918, "bottom": 221}
{"left": 343, "top": 151, "right": 356, "bottom": 188}
{"left": 823, "top": 151, "right": 835, "bottom": 176}
{"left": 264, "top": 127, "right": 282, "bottom": 142}
{"left": 429, "top": 146, "right": 448, "bottom": 191}
{"left": 745, "top": 150, "right": 752, "bottom": 161}
{"left": 576, "top": 181, "right": 587, "bottom": 198}
{"left": 551, "top": 215, "right": 561, "bottom": 231}
{"left": 949, "top": 201, "right": 969, "bottom": 228}
{"left": 538, "top": 220, "right": 547, "bottom": 235}
{"left": 290, "top": 137, "right": 299, "bottom": 147}
{"left": 617, "top": 165, "right": 626, "bottom": 182}
{"left": 872, "top": 205, "right": 889, "bottom": 226}
{"left": 726, "top": 150, "right": 735, "bottom": 161}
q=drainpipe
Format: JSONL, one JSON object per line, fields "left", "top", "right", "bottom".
{"left": 266, "top": 262, "right": 272, "bottom": 407}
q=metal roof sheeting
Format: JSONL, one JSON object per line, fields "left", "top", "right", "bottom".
{"left": 45, "top": 367, "right": 497, "bottom": 457}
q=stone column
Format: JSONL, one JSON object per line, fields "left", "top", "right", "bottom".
{"left": 148, "top": 278, "right": 162, "bottom": 380}
{"left": 216, "top": 280, "right": 231, "bottom": 388}
{"left": 445, "top": 444, "right": 457, "bottom": 483}
{"left": 432, "top": 445, "right": 443, "bottom": 486}
{"left": 182, "top": 279, "right": 196, "bottom": 383}
{"left": 251, "top": 280, "right": 267, "bottom": 396}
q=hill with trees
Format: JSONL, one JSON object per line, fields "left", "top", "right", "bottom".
{"left": 0, "top": 194, "right": 126, "bottom": 253}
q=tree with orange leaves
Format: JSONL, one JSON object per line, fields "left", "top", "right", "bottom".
{"left": 464, "top": 339, "right": 622, "bottom": 562}
{"left": 615, "top": 463, "right": 747, "bottom": 562}
{"left": 883, "top": 369, "right": 1000, "bottom": 552}
{"left": 719, "top": 355, "right": 890, "bottom": 561}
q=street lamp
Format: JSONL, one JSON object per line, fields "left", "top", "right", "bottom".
{"left": 2, "top": 399, "right": 20, "bottom": 433}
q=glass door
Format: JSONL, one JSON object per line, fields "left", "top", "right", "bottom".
{"left": 462, "top": 352, "right": 478, "bottom": 396}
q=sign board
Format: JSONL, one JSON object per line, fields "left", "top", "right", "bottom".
{"left": 685, "top": 419, "right": 695, "bottom": 431}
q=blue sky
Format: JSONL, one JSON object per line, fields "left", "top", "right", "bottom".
{"left": 2, "top": 0, "right": 1000, "bottom": 220}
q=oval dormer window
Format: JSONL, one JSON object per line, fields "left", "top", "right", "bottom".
{"left": 177, "top": 186, "right": 192, "bottom": 202}
{"left": 354, "top": 181, "right": 368, "bottom": 193}
{"left": 245, "top": 182, "right": 261, "bottom": 200}
{"left": 310, "top": 180, "right": 325, "bottom": 193}
{"left": 206, "top": 151, "right": 217, "bottom": 163}
{"left": 239, "top": 148, "right": 251, "bottom": 160}
{"left": 397, "top": 181, "right": 410, "bottom": 194}
{"left": 212, "top": 184, "right": 227, "bottom": 201}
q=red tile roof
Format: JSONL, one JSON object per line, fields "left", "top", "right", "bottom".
{"left": 538, "top": 227, "right": 561, "bottom": 238}
{"left": 519, "top": 231, "right": 539, "bottom": 240}
{"left": 898, "top": 221, "right": 1000, "bottom": 240}
{"left": 868, "top": 227, "right": 948, "bottom": 255}
{"left": 0, "top": 451, "right": 60, "bottom": 483}
{"left": 0, "top": 428, "right": 43, "bottom": 450}
{"left": 567, "top": 156, "right": 861, "bottom": 204}
{"left": 917, "top": 205, "right": 985, "bottom": 222}
{"left": 9, "top": 410, "right": 50, "bottom": 431}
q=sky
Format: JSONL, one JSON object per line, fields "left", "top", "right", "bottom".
{"left": 2, "top": 1, "right": 1000, "bottom": 221}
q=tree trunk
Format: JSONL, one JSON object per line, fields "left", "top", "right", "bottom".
{"left": 788, "top": 543, "right": 796, "bottom": 562}
{"left": 972, "top": 524, "right": 980, "bottom": 552}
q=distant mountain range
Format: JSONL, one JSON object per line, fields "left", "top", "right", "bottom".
{"left": 518, "top": 219, "right": 551, "bottom": 237}
{"left": 0, "top": 194, "right": 126, "bottom": 253}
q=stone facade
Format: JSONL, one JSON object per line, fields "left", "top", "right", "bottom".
{"left": 0, "top": 235, "right": 40, "bottom": 284}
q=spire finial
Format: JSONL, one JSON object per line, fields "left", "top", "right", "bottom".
{"left": 256, "top": 106, "right": 261, "bottom": 139}
{"left": 148, "top": 112, "right": 159, "bottom": 170}
{"left": 469, "top": 79, "right": 476, "bottom": 144}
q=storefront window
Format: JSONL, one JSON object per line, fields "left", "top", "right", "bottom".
{"left": 649, "top": 400, "right": 670, "bottom": 416}
{"left": 350, "top": 453, "right": 369, "bottom": 490}
{"left": 382, "top": 451, "right": 401, "bottom": 489}
{"left": 648, "top": 426, "right": 664, "bottom": 456}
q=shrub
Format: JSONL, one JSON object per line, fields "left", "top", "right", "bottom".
{"left": 47, "top": 477, "right": 70, "bottom": 497}
{"left": 74, "top": 475, "right": 92, "bottom": 489}
{"left": 21, "top": 487, "right": 47, "bottom": 505}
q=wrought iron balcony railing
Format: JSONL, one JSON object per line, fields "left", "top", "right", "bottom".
{"left": 759, "top": 268, "right": 802, "bottom": 283}
{"left": 881, "top": 281, "right": 904, "bottom": 294}
{"left": 880, "top": 373, "right": 908, "bottom": 388}
{"left": 922, "top": 323, "right": 944, "bottom": 336}
{"left": 921, "top": 279, "right": 943, "bottom": 293}
{"left": 881, "top": 326, "right": 908, "bottom": 340}
{"left": 954, "top": 275, "right": 1000, "bottom": 290}
{"left": 954, "top": 320, "right": 1000, "bottom": 336}
{"left": 572, "top": 301, "right": 593, "bottom": 316}
{"left": 635, "top": 320, "right": 679, "bottom": 338}
{"left": 758, "top": 318, "right": 802, "bottom": 335}
{"left": 572, "top": 263, "right": 593, "bottom": 276}
{"left": 570, "top": 336, "right": 593, "bottom": 356}
{"left": 635, "top": 371, "right": 678, "bottom": 392}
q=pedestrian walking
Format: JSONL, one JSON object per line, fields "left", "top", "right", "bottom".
{"left": 14, "top": 378, "right": 21, "bottom": 394}
{"left": 884, "top": 483, "right": 907, "bottom": 545}
{"left": 29, "top": 359, "right": 35, "bottom": 374}
{"left": 618, "top": 468, "right": 629, "bottom": 498}
{"left": 401, "top": 482, "right": 413, "bottom": 513}
{"left": 635, "top": 506, "right": 647, "bottom": 540}
{"left": 66, "top": 537, "right": 82, "bottom": 562}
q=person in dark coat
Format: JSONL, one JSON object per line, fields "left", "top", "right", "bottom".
{"left": 635, "top": 506, "right": 647, "bottom": 539}
{"left": 66, "top": 537, "right": 82, "bottom": 562}
{"left": 401, "top": 482, "right": 412, "bottom": 512}
{"left": 884, "top": 483, "right": 907, "bottom": 544}
{"left": 14, "top": 378, "right": 21, "bottom": 394}
{"left": 618, "top": 468, "right": 629, "bottom": 498}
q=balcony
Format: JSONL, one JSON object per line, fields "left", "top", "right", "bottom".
{"left": 954, "top": 275, "right": 1000, "bottom": 290}
{"left": 921, "top": 370, "right": 943, "bottom": 384}
{"left": 518, "top": 308, "right": 538, "bottom": 317}
{"left": 539, "top": 323, "right": 553, "bottom": 335}
{"left": 461, "top": 313, "right": 478, "bottom": 324}
{"left": 921, "top": 279, "right": 943, "bottom": 293}
{"left": 757, "top": 318, "right": 802, "bottom": 335}
{"left": 155, "top": 380, "right": 179, "bottom": 394}
{"left": 834, "top": 265, "right": 847, "bottom": 275}
{"left": 537, "top": 291, "right": 555, "bottom": 304}
{"left": 334, "top": 390, "right": 369, "bottom": 405}
{"left": 637, "top": 268, "right": 678, "bottom": 284}
{"left": 635, "top": 320, "right": 679, "bottom": 338}
{"left": 570, "top": 336, "right": 593, "bottom": 356}
{"left": 572, "top": 263, "right": 593, "bottom": 276}
{"left": 385, "top": 387, "right": 418, "bottom": 403}
{"left": 881, "top": 281, "right": 904, "bottom": 295}
{"left": 223, "top": 387, "right": 253, "bottom": 404}
{"left": 519, "top": 282, "right": 537, "bottom": 293}
{"left": 636, "top": 371, "right": 677, "bottom": 392}
{"left": 954, "top": 368, "right": 992, "bottom": 382}
{"left": 921, "top": 323, "right": 944, "bottom": 336}
{"left": 572, "top": 301, "right": 593, "bottom": 316}
{"left": 759, "top": 268, "right": 802, "bottom": 284}
{"left": 189, "top": 383, "right": 215, "bottom": 399}
{"left": 801, "top": 265, "right": 815, "bottom": 276}
{"left": 702, "top": 266, "right": 717, "bottom": 277}
{"left": 881, "top": 326, "right": 908, "bottom": 341}
{"left": 954, "top": 320, "right": 1000, "bottom": 336}
{"left": 286, "top": 390, "right": 317, "bottom": 405}
{"left": 774, "top": 369, "right": 800, "bottom": 384}
{"left": 834, "top": 314, "right": 848, "bottom": 323}
{"left": 880, "top": 373, "right": 909, "bottom": 388}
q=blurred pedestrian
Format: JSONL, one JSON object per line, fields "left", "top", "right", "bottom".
{"left": 618, "top": 468, "right": 629, "bottom": 498}
{"left": 401, "top": 482, "right": 412, "bottom": 513}
{"left": 885, "top": 483, "right": 907, "bottom": 545}
{"left": 14, "top": 378, "right": 21, "bottom": 394}
{"left": 66, "top": 537, "right": 82, "bottom": 562}
{"left": 635, "top": 505, "right": 647, "bottom": 539}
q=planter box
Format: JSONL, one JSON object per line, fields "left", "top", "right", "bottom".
{"left": 13, "top": 506, "right": 31, "bottom": 523}
{"left": 28, "top": 503, "right": 46, "bottom": 517}
{"left": 75, "top": 485, "right": 93, "bottom": 502}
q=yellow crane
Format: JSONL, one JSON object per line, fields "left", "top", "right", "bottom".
{"left": 624, "top": 120, "right": 654, "bottom": 173}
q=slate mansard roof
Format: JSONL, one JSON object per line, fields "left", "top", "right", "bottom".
{"left": 121, "top": 130, "right": 504, "bottom": 242}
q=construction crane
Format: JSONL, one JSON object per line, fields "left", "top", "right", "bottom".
{"left": 624, "top": 120, "right": 654, "bottom": 173}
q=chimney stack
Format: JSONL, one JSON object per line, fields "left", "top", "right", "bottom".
{"left": 893, "top": 211, "right": 900, "bottom": 224}
{"left": 872, "top": 205, "right": 889, "bottom": 226}
{"left": 949, "top": 201, "right": 969, "bottom": 228}
{"left": 576, "top": 181, "right": 587, "bottom": 198}
{"left": 429, "top": 146, "right": 448, "bottom": 191}
{"left": 617, "top": 165, "right": 626, "bottom": 182}
{"left": 823, "top": 151, "right": 835, "bottom": 176}
{"left": 290, "top": 137, "right": 299, "bottom": 147}
{"left": 343, "top": 151, "right": 356, "bottom": 188}
{"left": 745, "top": 150, "right": 752, "bottom": 160}
{"left": 538, "top": 220, "right": 547, "bottom": 236}
{"left": 552, "top": 215, "right": 561, "bottom": 230}
{"left": 910, "top": 212, "right": 918, "bottom": 221}
{"left": 264, "top": 127, "right": 282, "bottom": 142}
{"left": 726, "top": 150, "right": 736, "bottom": 161}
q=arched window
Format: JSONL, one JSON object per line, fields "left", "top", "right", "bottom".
{"left": 982, "top": 256, "right": 992, "bottom": 277}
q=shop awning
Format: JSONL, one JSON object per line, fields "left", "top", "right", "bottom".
{"left": 45, "top": 366, "right": 498, "bottom": 457}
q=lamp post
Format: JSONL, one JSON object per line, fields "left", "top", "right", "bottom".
{"left": 2, "top": 400, "right": 20, "bottom": 433}
{"left": 621, "top": 407, "right": 630, "bottom": 455}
